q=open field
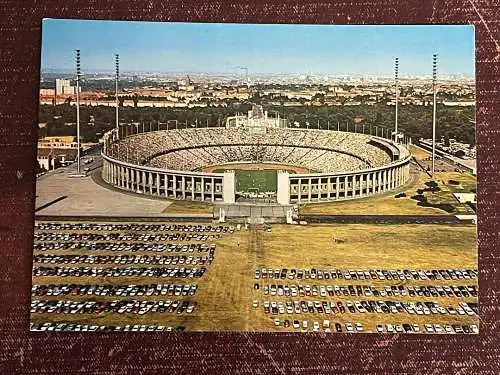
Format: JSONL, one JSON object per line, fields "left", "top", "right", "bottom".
{"left": 162, "top": 200, "right": 213, "bottom": 214}
{"left": 32, "top": 221, "right": 477, "bottom": 332}
{"left": 409, "top": 145, "right": 431, "bottom": 161}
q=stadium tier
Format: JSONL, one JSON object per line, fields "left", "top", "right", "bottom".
{"left": 101, "top": 126, "right": 411, "bottom": 204}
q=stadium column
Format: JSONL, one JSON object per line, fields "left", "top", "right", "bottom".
{"left": 191, "top": 176, "right": 195, "bottom": 200}
{"left": 343, "top": 176, "right": 348, "bottom": 198}
{"left": 172, "top": 175, "right": 177, "bottom": 198}
{"left": 352, "top": 175, "right": 356, "bottom": 198}
{"left": 359, "top": 173, "right": 366, "bottom": 197}
{"left": 201, "top": 178, "right": 205, "bottom": 201}
{"left": 377, "top": 171, "right": 381, "bottom": 193}
{"left": 298, "top": 179, "right": 302, "bottom": 203}
{"left": 142, "top": 171, "right": 146, "bottom": 193}
{"left": 125, "top": 167, "right": 129, "bottom": 190}
{"left": 211, "top": 177, "right": 215, "bottom": 202}
{"left": 181, "top": 176, "right": 186, "bottom": 199}
{"left": 335, "top": 176, "right": 340, "bottom": 199}
{"left": 308, "top": 178, "right": 312, "bottom": 202}
{"left": 327, "top": 177, "right": 331, "bottom": 199}
{"left": 163, "top": 174, "right": 168, "bottom": 197}
{"left": 156, "top": 173, "right": 160, "bottom": 195}
{"left": 148, "top": 172, "right": 153, "bottom": 194}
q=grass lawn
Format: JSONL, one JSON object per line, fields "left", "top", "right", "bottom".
{"left": 32, "top": 222, "right": 477, "bottom": 332}
{"left": 162, "top": 200, "right": 213, "bottom": 214}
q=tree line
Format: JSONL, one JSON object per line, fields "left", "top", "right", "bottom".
{"left": 38, "top": 102, "right": 476, "bottom": 146}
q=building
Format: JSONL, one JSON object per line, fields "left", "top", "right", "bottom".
{"left": 37, "top": 136, "right": 79, "bottom": 171}
{"left": 55, "top": 79, "right": 80, "bottom": 96}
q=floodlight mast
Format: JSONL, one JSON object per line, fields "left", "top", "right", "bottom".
{"left": 432, "top": 54, "right": 438, "bottom": 177}
{"left": 115, "top": 54, "right": 120, "bottom": 134}
{"left": 394, "top": 57, "right": 399, "bottom": 142}
{"left": 75, "top": 49, "right": 81, "bottom": 175}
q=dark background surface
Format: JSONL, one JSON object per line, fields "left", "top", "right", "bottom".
{"left": 0, "top": 1, "right": 498, "bottom": 374}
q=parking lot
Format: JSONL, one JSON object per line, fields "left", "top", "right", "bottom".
{"left": 31, "top": 221, "right": 232, "bottom": 331}
{"left": 31, "top": 221, "right": 477, "bottom": 332}
{"left": 251, "top": 267, "right": 478, "bottom": 333}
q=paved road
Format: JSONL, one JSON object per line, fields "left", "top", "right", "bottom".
{"left": 299, "top": 214, "right": 466, "bottom": 224}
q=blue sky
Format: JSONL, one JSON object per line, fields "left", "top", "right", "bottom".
{"left": 41, "top": 20, "right": 475, "bottom": 76}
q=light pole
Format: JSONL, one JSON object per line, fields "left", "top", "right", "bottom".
{"left": 115, "top": 54, "right": 119, "bottom": 133}
{"left": 394, "top": 57, "right": 399, "bottom": 142}
{"left": 432, "top": 54, "right": 438, "bottom": 177}
{"left": 75, "top": 49, "right": 81, "bottom": 175}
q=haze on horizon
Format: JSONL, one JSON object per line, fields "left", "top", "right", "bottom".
{"left": 41, "top": 20, "right": 475, "bottom": 77}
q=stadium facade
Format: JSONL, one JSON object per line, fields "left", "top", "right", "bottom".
{"left": 101, "top": 106, "right": 412, "bottom": 205}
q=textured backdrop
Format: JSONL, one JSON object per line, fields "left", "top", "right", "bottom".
{"left": 0, "top": 1, "right": 498, "bottom": 374}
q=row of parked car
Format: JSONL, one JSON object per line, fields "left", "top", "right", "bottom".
{"left": 254, "top": 268, "right": 478, "bottom": 281}
{"left": 32, "top": 283, "right": 198, "bottom": 297}
{"left": 33, "top": 242, "right": 215, "bottom": 253}
{"left": 260, "top": 283, "right": 478, "bottom": 298}
{"left": 34, "top": 232, "right": 221, "bottom": 242}
{"left": 259, "top": 299, "right": 477, "bottom": 316}
{"left": 31, "top": 299, "right": 198, "bottom": 315}
{"left": 30, "top": 322, "right": 185, "bottom": 332}
{"left": 274, "top": 319, "right": 479, "bottom": 334}
{"left": 35, "top": 222, "right": 234, "bottom": 234}
{"left": 33, "top": 266, "right": 207, "bottom": 278}
{"left": 34, "top": 254, "right": 214, "bottom": 266}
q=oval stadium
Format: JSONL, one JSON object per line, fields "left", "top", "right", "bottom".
{"left": 101, "top": 105, "right": 412, "bottom": 207}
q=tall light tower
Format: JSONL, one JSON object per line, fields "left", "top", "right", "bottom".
{"left": 394, "top": 57, "right": 399, "bottom": 142}
{"left": 75, "top": 49, "right": 81, "bottom": 175}
{"left": 115, "top": 54, "right": 120, "bottom": 134}
{"left": 432, "top": 53, "right": 438, "bottom": 177}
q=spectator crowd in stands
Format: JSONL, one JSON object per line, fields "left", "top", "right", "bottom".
{"left": 108, "top": 127, "right": 404, "bottom": 173}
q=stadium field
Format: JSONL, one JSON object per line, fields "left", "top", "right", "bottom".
{"left": 233, "top": 169, "right": 278, "bottom": 193}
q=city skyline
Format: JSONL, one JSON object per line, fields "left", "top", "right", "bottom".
{"left": 41, "top": 20, "right": 475, "bottom": 78}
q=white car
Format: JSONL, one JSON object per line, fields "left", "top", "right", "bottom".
{"left": 346, "top": 323, "right": 354, "bottom": 332}
{"left": 312, "top": 321, "right": 320, "bottom": 332}
{"left": 274, "top": 318, "right": 280, "bottom": 327}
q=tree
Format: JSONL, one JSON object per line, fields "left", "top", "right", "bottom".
{"left": 132, "top": 93, "right": 139, "bottom": 108}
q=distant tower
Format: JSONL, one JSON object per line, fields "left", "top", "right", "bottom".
{"left": 394, "top": 57, "right": 399, "bottom": 142}
{"left": 432, "top": 54, "right": 438, "bottom": 177}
